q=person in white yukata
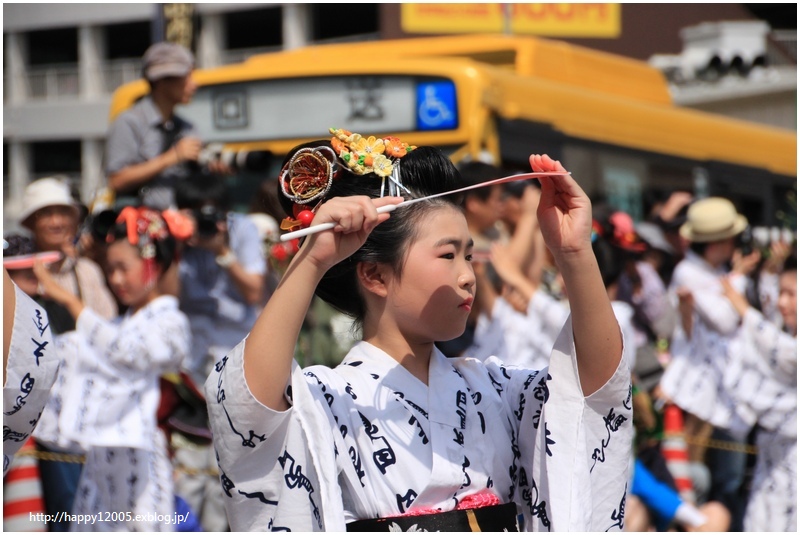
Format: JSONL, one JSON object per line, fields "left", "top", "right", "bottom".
{"left": 467, "top": 240, "right": 569, "bottom": 370}
{"left": 32, "top": 207, "right": 192, "bottom": 532}
{"left": 717, "top": 257, "right": 796, "bottom": 532}
{"left": 657, "top": 197, "right": 754, "bottom": 525}
{"left": 3, "top": 269, "right": 60, "bottom": 475}
{"left": 206, "top": 130, "right": 633, "bottom": 531}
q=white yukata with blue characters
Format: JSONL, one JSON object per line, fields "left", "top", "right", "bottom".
{"left": 60, "top": 295, "right": 189, "bottom": 532}
{"left": 3, "top": 284, "right": 60, "bottom": 475}
{"left": 715, "top": 308, "right": 796, "bottom": 532}
{"left": 207, "top": 316, "right": 632, "bottom": 531}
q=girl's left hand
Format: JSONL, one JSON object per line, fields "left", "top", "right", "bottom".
{"left": 530, "top": 154, "right": 592, "bottom": 261}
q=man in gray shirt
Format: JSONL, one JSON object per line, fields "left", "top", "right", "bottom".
{"left": 105, "top": 42, "right": 205, "bottom": 210}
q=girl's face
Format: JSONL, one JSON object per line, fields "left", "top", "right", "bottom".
{"left": 777, "top": 270, "right": 797, "bottom": 336}
{"left": 106, "top": 240, "right": 160, "bottom": 310}
{"left": 384, "top": 206, "right": 476, "bottom": 343}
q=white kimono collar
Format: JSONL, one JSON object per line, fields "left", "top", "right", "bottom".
{"left": 339, "top": 341, "right": 468, "bottom": 429}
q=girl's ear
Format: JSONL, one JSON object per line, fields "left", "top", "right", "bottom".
{"left": 357, "top": 261, "right": 389, "bottom": 298}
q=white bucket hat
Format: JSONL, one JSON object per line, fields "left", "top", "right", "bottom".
{"left": 679, "top": 197, "right": 748, "bottom": 243}
{"left": 635, "top": 221, "right": 675, "bottom": 255}
{"left": 19, "top": 177, "right": 80, "bottom": 229}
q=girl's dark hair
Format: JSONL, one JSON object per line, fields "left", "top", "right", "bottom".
{"left": 107, "top": 221, "right": 178, "bottom": 273}
{"left": 278, "top": 141, "right": 464, "bottom": 325}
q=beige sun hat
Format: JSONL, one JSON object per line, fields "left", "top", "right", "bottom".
{"left": 19, "top": 177, "right": 80, "bottom": 229}
{"left": 679, "top": 197, "right": 748, "bottom": 243}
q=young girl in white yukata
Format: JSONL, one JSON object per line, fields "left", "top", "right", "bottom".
{"left": 206, "top": 130, "right": 633, "bottom": 532}
{"left": 33, "top": 207, "right": 191, "bottom": 532}
{"left": 717, "top": 256, "right": 796, "bottom": 532}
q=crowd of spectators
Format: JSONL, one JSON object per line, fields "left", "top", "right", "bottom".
{"left": 3, "top": 41, "right": 795, "bottom": 533}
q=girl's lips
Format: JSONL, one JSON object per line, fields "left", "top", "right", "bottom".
{"left": 460, "top": 296, "right": 474, "bottom": 311}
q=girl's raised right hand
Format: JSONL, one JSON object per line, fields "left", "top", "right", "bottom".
{"left": 299, "top": 195, "right": 402, "bottom": 271}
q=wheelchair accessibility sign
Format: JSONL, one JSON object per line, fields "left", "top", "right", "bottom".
{"left": 416, "top": 81, "right": 458, "bottom": 130}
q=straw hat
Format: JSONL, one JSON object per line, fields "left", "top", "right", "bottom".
{"left": 679, "top": 197, "right": 747, "bottom": 243}
{"left": 19, "top": 177, "right": 80, "bottom": 229}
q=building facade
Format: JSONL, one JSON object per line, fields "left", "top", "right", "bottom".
{"left": 3, "top": 3, "right": 380, "bottom": 230}
{"left": 3, "top": 3, "right": 795, "bottom": 231}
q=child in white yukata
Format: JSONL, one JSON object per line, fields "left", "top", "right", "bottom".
{"left": 206, "top": 131, "right": 633, "bottom": 532}
{"left": 716, "top": 259, "right": 796, "bottom": 532}
{"left": 33, "top": 207, "right": 191, "bottom": 532}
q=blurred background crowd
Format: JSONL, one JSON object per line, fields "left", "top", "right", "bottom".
{"left": 3, "top": 3, "right": 796, "bottom": 533}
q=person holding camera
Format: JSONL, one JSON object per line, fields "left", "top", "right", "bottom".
{"left": 170, "top": 174, "right": 266, "bottom": 531}
{"left": 173, "top": 174, "right": 266, "bottom": 384}
{"left": 656, "top": 197, "right": 755, "bottom": 530}
{"left": 105, "top": 42, "right": 227, "bottom": 211}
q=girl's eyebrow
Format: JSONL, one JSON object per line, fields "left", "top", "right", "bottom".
{"left": 434, "top": 237, "right": 474, "bottom": 249}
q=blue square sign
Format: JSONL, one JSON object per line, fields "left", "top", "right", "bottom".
{"left": 416, "top": 81, "right": 458, "bottom": 131}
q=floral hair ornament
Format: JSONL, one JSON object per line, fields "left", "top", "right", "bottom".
{"left": 608, "top": 211, "right": 647, "bottom": 252}
{"left": 112, "top": 206, "right": 192, "bottom": 283}
{"left": 278, "top": 128, "right": 417, "bottom": 232}
{"left": 329, "top": 128, "right": 416, "bottom": 198}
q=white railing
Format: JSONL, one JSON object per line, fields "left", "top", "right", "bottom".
{"left": 103, "top": 59, "right": 142, "bottom": 93}
{"left": 25, "top": 65, "right": 80, "bottom": 100}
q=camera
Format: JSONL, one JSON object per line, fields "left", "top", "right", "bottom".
{"left": 194, "top": 205, "right": 226, "bottom": 238}
{"left": 739, "top": 225, "right": 795, "bottom": 256}
{"left": 197, "top": 143, "right": 272, "bottom": 173}
{"left": 738, "top": 225, "right": 754, "bottom": 256}
{"left": 87, "top": 209, "right": 121, "bottom": 241}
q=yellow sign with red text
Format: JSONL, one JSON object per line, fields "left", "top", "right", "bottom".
{"left": 401, "top": 3, "right": 621, "bottom": 38}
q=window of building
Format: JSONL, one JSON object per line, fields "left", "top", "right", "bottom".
{"left": 31, "top": 140, "right": 81, "bottom": 177}
{"left": 28, "top": 28, "right": 78, "bottom": 65}
{"left": 311, "top": 4, "right": 379, "bottom": 42}
{"left": 225, "top": 7, "right": 283, "bottom": 50}
{"left": 106, "top": 21, "right": 151, "bottom": 60}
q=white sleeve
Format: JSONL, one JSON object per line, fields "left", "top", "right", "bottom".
{"left": 75, "top": 306, "right": 188, "bottom": 373}
{"left": 4, "top": 285, "right": 60, "bottom": 475}
{"left": 741, "top": 308, "right": 796, "bottom": 377}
